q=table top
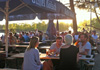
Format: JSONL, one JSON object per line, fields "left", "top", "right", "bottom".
{"left": 44, "top": 40, "right": 55, "bottom": 42}
{"left": 39, "top": 46, "right": 50, "bottom": 49}
{"left": 11, "top": 53, "right": 47, "bottom": 59}
{"left": 0, "top": 51, "right": 5, "bottom": 53}
{"left": 79, "top": 55, "right": 93, "bottom": 60}
{"left": 92, "top": 47, "right": 97, "bottom": 50}
{"left": 11, "top": 53, "right": 59, "bottom": 59}
{"left": 11, "top": 53, "right": 24, "bottom": 58}
{"left": 11, "top": 53, "right": 93, "bottom": 60}
{"left": 3, "top": 44, "right": 28, "bottom": 48}
{"left": 21, "top": 42, "right": 42, "bottom": 44}
{"left": 0, "top": 68, "right": 18, "bottom": 70}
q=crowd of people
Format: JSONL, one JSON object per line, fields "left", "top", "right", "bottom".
{"left": 0, "top": 29, "right": 99, "bottom": 70}
{"left": 1, "top": 29, "right": 44, "bottom": 45}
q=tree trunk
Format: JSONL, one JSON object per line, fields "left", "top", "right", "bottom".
{"left": 94, "top": 7, "right": 100, "bottom": 23}
{"left": 70, "top": 0, "right": 77, "bottom": 33}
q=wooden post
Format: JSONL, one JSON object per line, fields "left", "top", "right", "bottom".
{"left": 70, "top": 0, "right": 77, "bottom": 33}
{"left": 5, "top": 0, "right": 9, "bottom": 57}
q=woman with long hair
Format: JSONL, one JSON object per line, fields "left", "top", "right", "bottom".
{"left": 23, "top": 36, "right": 42, "bottom": 70}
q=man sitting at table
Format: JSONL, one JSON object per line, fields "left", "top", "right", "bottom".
{"left": 49, "top": 36, "right": 65, "bottom": 69}
{"left": 43, "top": 37, "right": 64, "bottom": 70}
{"left": 49, "top": 36, "right": 65, "bottom": 55}
{"left": 77, "top": 33, "right": 91, "bottom": 55}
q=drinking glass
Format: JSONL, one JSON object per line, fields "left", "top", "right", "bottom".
{"left": 46, "top": 49, "right": 49, "bottom": 56}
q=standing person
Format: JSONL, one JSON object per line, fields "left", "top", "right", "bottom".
{"left": 73, "top": 32, "right": 79, "bottom": 43}
{"left": 60, "top": 32, "right": 65, "bottom": 43}
{"left": 35, "top": 29, "right": 39, "bottom": 36}
{"left": 92, "top": 30, "right": 98, "bottom": 46}
{"left": 23, "top": 37, "right": 42, "bottom": 70}
{"left": 77, "top": 33, "right": 91, "bottom": 55}
{"left": 59, "top": 34, "right": 79, "bottom": 70}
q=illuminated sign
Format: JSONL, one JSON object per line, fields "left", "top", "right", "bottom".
{"left": 31, "top": 0, "right": 56, "bottom": 11}
{"left": 46, "top": 0, "right": 56, "bottom": 11}
{"left": 32, "top": 0, "right": 45, "bottom": 7}
{"left": 0, "top": 0, "right": 8, "bottom": 2}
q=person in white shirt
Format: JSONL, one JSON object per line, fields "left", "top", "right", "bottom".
{"left": 49, "top": 37, "right": 65, "bottom": 55}
{"left": 92, "top": 30, "right": 98, "bottom": 43}
{"left": 29, "top": 31, "right": 34, "bottom": 38}
{"left": 49, "top": 37, "right": 65, "bottom": 70}
{"left": 77, "top": 33, "right": 91, "bottom": 55}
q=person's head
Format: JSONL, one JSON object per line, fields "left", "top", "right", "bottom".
{"left": 26, "top": 32, "right": 29, "bottom": 36}
{"left": 27, "top": 36, "right": 39, "bottom": 50}
{"left": 64, "top": 34, "right": 73, "bottom": 45}
{"left": 79, "top": 33, "right": 88, "bottom": 43}
{"left": 68, "top": 30, "right": 71, "bottom": 34}
{"left": 93, "top": 30, "right": 96, "bottom": 35}
{"left": 9, "top": 32, "right": 13, "bottom": 37}
{"left": 56, "top": 37, "right": 63, "bottom": 46}
{"left": 22, "top": 31, "right": 24, "bottom": 35}
{"left": 19, "top": 33, "right": 23, "bottom": 38}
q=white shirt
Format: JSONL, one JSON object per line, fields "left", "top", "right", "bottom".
{"left": 92, "top": 34, "right": 98, "bottom": 42}
{"left": 78, "top": 42, "right": 91, "bottom": 55}
{"left": 50, "top": 42, "right": 65, "bottom": 55}
{"left": 74, "top": 35, "right": 79, "bottom": 41}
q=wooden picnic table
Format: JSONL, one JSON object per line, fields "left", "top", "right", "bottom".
{"left": 0, "top": 68, "right": 18, "bottom": 70}
{"left": 11, "top": 53, "right": 47, "bottom": 59}
{"left": 38, "top": 46, "right": 50, "bottom": 50}
{"left": 79, "top": 55, "right": 93, "bottom": 60}
{"left": 11, "top": 53, "right": 93, "bottom": 60}
{"left": 19, "top": 42, "right": 42, "bottom": 45}
{"left": 92, "top": 47, "right": 97, "bottom": 50}
{"left": 3, "top": 44, "right": 28, "bottom": 48}
{"left": 0, "top": 51, "right": 5, "bottom": 53}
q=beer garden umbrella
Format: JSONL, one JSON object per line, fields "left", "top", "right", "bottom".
{"left": 56, "top": 19, "right": 59, "bottom": 32}
{"left": 0, "top": 0, "right": 75, "bottom": 57}
{"left": 0, "top": 0, "right": 56, "bottom": 57}
{"left": 46, "top": 19, "right": 56, "bottom": 40}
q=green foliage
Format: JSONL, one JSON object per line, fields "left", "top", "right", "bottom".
{"left": 78, "top": 17, "right": 100, "bottom": 31}
{"left": 0, "top": 21, "right": 73, "bottom": 32}
{"left": 78, "top": 20, "right": 90, "bottom": 31}
{"left": 59, "top": 22, "right": 73, "bottom": 32}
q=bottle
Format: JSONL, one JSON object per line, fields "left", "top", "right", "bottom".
{"left": 74, "top": 38, "right": 81, "bottom": 47}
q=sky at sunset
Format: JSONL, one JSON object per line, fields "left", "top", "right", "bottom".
{"left": 59, "top": 0, "right": 97, "bottom": 24}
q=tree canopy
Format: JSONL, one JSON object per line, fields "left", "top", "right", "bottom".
{"left": 0, "top": 21, "right": 73, "bottom": 33}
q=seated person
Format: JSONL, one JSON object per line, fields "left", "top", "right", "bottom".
{"left": 78, "top": 33, "right": 91, "bottom": 55}
{"left": 42, "top": 33, "right": 49, "bottom": 43}
{"left": 43, "top": 37, "right": 65, "bottom": 70}
{"left": 23, "top": 37, "right": 42, "bottom": 70}
{"left": 18, "top": 33, "right": 25, "bottom": 44}
{"left": 8, "top": 32, "right": 17, "bottom": 45}
{"left": 23, "top": 33, "right": 30, "bottom": 42}
{"left": 49, "top": 36, "right": 65, "bottom": 55}
{"left": 59, "top": 34, "right": 79, "bottom": 70}
{"left": 49, "top": 37, "right": 65, "bottom": 70}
